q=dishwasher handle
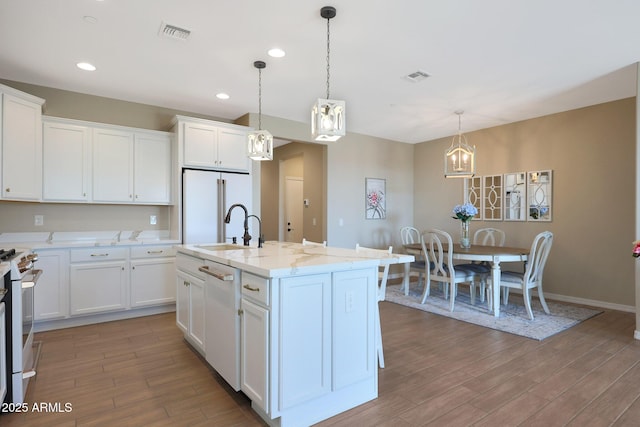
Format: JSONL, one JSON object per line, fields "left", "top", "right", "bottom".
{"left": 198, "top": 265, "right": 234, "bottom": 281}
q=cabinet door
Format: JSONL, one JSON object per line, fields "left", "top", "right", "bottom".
{"left": 278, "top": 273, "right": 331, "bottom": 409}
{"left": 176, "top": 270, "right": 191, "bottom": 335}
{"left": 92, "top": 128, "right": 134, "bottom": 202}
{"left": 241, "top": 298, "right": 269, "bottom": 412}
{"left": 134, "top": 132, "right": 171, "bottom": 204}
{"left": 34, "top": 250, "right": 69, "bottom": 321}
{"left": 43, "top": 121, "right": 91, "bottom": 202}
{"left": 2, "top": 93, "right": 42, "bottom": 200}
{"left": 183, "top": 122, "right": 218, "bottom": 168}
{"left": 217, "top": 127, "right": 249, "bottom": 172}
{"left": 189, "top": 274, "right": 205, "bottom": 351}
{"left": 70, "top": 261, "right": 128, "bottom": 315}
{"left": 131, "top": 257, "right": 176, "bottom": 307}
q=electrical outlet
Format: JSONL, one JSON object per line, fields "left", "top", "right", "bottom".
{"left": 149, "top": 215, "right": 157, "bottom": 225}
{"left": 34, "top": 215, "right": 44, "bottom": 226}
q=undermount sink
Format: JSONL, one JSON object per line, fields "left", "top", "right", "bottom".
{"left": 195, "top": 244, "right": 251, "bottom": 251}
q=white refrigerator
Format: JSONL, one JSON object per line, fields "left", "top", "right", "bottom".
{"left": 182, "top": 168, "right": 252, "bottom": 244}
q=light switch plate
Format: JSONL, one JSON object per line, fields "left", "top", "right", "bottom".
{"left": 34, "top": 215, "right": 44, "bottom": 226}
{"left": 150, "top": 215, "right": 157, "bottom": 225}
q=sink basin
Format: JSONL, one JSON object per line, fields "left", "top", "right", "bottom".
{"left": 195, "top": 244, "right": 250, "bottom": 251}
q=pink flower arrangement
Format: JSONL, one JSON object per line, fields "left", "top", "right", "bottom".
{"left": 633, "top": 241, "right": 640, "bottom": 258}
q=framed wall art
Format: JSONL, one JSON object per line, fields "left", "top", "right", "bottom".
{"left": 365, "top": 178, "right": 386, "bottom": 219}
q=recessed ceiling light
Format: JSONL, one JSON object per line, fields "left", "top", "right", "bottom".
{"left": 76, "top": 62, "right": 96, "bottom": 71}
{"left": 83, "top": 15, "right": 98, "bottom": 24}
{"left": 216, "top": 93, "right": 230, "bottom": 100}
{"left": 268, "top": 48, "right": 285, "bottom": 58}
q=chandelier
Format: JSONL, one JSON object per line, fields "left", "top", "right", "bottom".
{"left": 311, "top": 6, "right": 345, "bottom": 142}
{"left": 247, "top": 60, "right": 273, "bottom": 161}
{"left": 444, "top": 111, "right": 475, "bottom": 178}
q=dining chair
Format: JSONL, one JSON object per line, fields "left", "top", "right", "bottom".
{"left": 419, "top": 229, "right": 475, "bottom": 311}
{"left": 301, "top": 238, "right": 327, "bottom": 247}
{"left": 456, "top": 227, "right": 506, "bottom": 304}
{"left": 490, "top": 231, "right": 553, "bottom": 320}
{"left": 355, "top": 243, "right": 392, "bottom": 369}
{"left": 400, "top": 226, "right": 425, "bottom": 287}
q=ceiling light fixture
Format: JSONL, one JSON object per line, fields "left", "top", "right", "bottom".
{"left": 444, "top": 111, "right": 476, "bottom": 178}
{"left": 311, "top": 6, "right": 345, "bottom": 142}
{"left": 268, "top": 48, "right": 285, "bottom": 58}
{"left": 216, "top": 92, "right": 230, "bottom": 100}
{"left": 76, "top": 62, "right": 96, "bottom": 71}
{"left": 247, "top": 60, "right": 273, "bottom": 161}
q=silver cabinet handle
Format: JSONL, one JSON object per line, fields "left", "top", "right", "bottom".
{"left": 91, "top": 253, "right": 109, "bottom": 257}
{"left": 198, "top": 265, "right": 234, "bottom": 281}
{"left": 147, "top": 250, "right": 164, "bottom": 254}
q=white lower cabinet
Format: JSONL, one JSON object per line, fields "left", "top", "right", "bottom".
{"left": 33, "top": 249, "right": 69, "bottom": 320}
{"left": 130, "top": 245, "right": 176, "bottom": 307}
{"left": 175, "top": 253, "right": 206, "bottom": 354}
{"left": 69, "top": 248, "right": 129, "bottom": 316}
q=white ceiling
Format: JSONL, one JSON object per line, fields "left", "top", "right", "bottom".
{"left": 2, "top": 0, "right": 639, "bottom": 143}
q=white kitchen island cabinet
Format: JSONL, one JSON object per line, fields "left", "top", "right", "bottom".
{"left": 176, "top": 241, "right": 413, "bottom": 427}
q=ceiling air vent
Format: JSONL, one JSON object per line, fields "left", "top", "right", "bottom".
{"left": 405, "top": 70, "right": 431, "bottom": 83}
{"left": 159, "top": 22, "right": 191, "bottom": 41}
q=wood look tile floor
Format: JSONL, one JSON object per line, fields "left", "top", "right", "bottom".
{"left": 2, "top": 295, "right": 640, "bottom": 426}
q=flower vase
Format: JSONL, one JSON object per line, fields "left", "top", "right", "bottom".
{"left": 460, "top": 221, "right": 471, "bottom": 249}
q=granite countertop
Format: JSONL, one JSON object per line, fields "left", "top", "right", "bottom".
{"left": 177, "top": 241, "right": 413, "bottom": 278}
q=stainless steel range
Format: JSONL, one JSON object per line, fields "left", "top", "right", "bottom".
{"left": 1, "top": 248, "right": 41, "bottom": 404}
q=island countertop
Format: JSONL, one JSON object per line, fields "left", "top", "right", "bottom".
{"left": 176, "top": 241, "right": 413, "bottom": 278}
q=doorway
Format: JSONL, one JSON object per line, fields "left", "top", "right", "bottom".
{"left": 284, "top": 176, "right": 303, "bottom": 243}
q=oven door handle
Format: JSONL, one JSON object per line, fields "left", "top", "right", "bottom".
{"left": 22, "top": 269, "right": 43, "bottom": 288}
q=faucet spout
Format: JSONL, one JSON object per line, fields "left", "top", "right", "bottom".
{"left": 248, "top": 214, "right": 264, "bottom": 248}
{"left": 224, "top": 204, "right": 251, "bottom": 246}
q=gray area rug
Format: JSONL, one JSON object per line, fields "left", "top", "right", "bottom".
{"left": 385, "top": 284, "right": 602, "bottom": 341}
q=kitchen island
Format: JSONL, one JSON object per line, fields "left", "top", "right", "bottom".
{"left": 175, "top": 241, "right": 412, "bottom": 427}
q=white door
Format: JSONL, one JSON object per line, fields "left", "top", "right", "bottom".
{"left": 284, "top": 176, "right": 303, "bottom": 243}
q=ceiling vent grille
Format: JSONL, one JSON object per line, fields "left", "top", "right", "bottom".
{"left": 405, "top": 70, "right": 431, "bottom": 83}
{"left": 159, "top": 22, "right": 191, "bottom": 40}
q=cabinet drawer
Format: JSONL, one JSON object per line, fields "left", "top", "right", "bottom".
{"left": 130, "top": 245, "right": 176, "bottom": 259}
{"left": 176, "top": 253, "right": 206, "bottom": 279}
{"left": 241, "top": 272, "right": 270, "bottom": 306}
{"left": 70, "top": 247, "right": 129, "bottom": 262}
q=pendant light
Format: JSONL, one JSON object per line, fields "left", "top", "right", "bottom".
{"left": 247, "top": 60, "right": 273, "bottom": 161}
{"left": 311, "top": 6, "right": 345, "bottom": 142}
{"left": 444, "top": 111, "right": 476, "bottom": 178}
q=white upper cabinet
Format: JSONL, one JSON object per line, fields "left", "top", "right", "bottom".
{"left": 176, "top": 116, "right": 249, "bottom": 172}
{"left": 1, "top": 87, "right": 45, "bottom": 201}
{"left": 92, "top": 127, "right": 135, "bottom": 203}
{"left": 43, "top": 119, "right": 92, "bottom": 202}
{"left": 42, "top": 117, "right": 172, "bottom": 205}
{"left": 134, "top": 132, "right": 171, "bottom": 204}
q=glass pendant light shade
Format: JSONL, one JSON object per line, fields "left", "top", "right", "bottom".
{"left": 444, "top": 112, "right": 476, "bottom": 178}
{"left": 311, "top": 6, "right": 345, "bottom": 142}
{"left": 311, "top": 98, "right": 346, "bottom": 142}
{"left": 247, "top": 129, "right": 273, "bottom": 160}
{"left": 247, "top": 60, "right": 273, "bottom": 161}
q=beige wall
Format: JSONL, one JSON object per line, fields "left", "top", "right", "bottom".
{"left": 414, "top": 98, "right": 636, "bottom": 308}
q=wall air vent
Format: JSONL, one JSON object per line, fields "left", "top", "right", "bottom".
{"left": 405, "top": 70, "right": 431, "bottom": 83}
{"left": 158, "top": 22, "right": 191, "bottom": 40}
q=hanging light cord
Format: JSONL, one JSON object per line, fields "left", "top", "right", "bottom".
{"left": 326, "top": 16, "right": 331, "bottom": 99}
{"left": 258, "top": 67, "right": 263, "bottom": 131}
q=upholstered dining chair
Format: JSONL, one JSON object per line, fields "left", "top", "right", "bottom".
{"left": 355, "top": 243, "right": 392, "bottom": 369}
{"left": 301, "top": 238, "right": 327, "bottom": 247}
{"left": 400, "top": 226, "right": 425, "bottom": 286}
{"left": 420, "top": 230, "right": 475, "bottom": 311}
{"left": 489, "top": 231, "right": 553, "bottom": 320}
{"left": 456, "top": 228, "right": 506, "bottom": 304}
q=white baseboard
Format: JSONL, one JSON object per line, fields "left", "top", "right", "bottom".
{"left": 34, "top": 304, "right": 176, "bottom": 333}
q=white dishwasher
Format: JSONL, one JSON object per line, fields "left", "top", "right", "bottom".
{"left": 200, "top": 260, "right": 241, "bottom": 391}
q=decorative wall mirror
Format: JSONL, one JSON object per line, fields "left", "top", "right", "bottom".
{"left": 527, "top": 170, "right": 552, "bottom": 221}
{"left": 483, "top": 175, "right": 502, "bottom": 221}
{"left": 504, "top": 172, "right": 527, "bottom": 221}
{"left": 464, "top": 176, "right": 482, "bottom": 220}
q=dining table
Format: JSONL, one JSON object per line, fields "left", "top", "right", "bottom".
{"left": 402, "top": 243, "right": 529, "bottom": 317}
